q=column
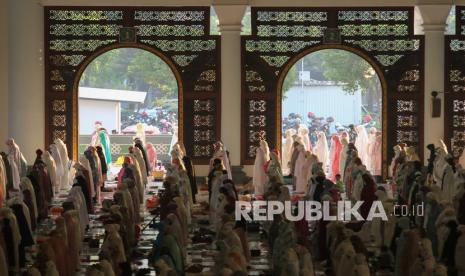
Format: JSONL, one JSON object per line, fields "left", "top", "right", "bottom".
{"left": 8, "top": 0, "right": 45, "bottom": 162}
{"left": 418, "top": 4, "right": 451, "bottom": 164}
{"left": 0, "top": 0, "right": 9, "bottom": 150}
{"left": 215, "top": 5, "right": 247, "bottom": 166}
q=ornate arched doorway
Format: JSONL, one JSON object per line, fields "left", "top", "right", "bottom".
{"left": 72, "top": 44, "right": 182, "bottom": 162}
{"left": 45, "top": 7, "right": 221, "bottom": 163}
{"left": 277, "top": 45, "right": 387, "bottom": 177}
{"left": 241, "top": 7, "right": 424, "bottom": 179}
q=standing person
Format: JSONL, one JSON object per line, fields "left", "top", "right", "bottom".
{"left": 96, "top": 146, "right": 108, "bottom": 181}
{"left": 282, "top": 129, "right": 296, "bottom": 175}
{"left": 339, "top": 134, "right": 350, "bottom": 180}
{"left": 5, "top": 139, "right": 22, "bottom": 189}
{"left": 91, "top": 121, "right": 112, "bottom": 167}
{"left": 298, "top": 124, "right": 312, "bottom": 152}
{"left": 266, "top": 149, "right": 285, "bottom": 185}
{"left": 145, "top": 142, "right": 158, "bottom": 172}
{"left": 210, "top": 141, "right": 232, "bottom": 180}
{"left": 314, "top": 131, "right": 329, "bottom": 172}
{"left": 253, "top": 140, "right": 270, "bottom": 196}
{"left": 207, "top": 158, "right": 225, "bottom": 202}
{"left": 355, "top": 125, "right": 369, "bottom": 166}
{"left": 329, "top": 134, "right": 342, "bottom": 181}
{"left": 177, "top": 143, "right": 198, "bottom": 204}
{"left": 134, "top": 138, "right": 150, "bottom": 174}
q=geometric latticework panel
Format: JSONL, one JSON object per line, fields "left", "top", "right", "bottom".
{"left": 242, "top": 7, "right": 424, "bottom": 178}
{"left": 444, "top": 7, "right": 465, "bottom": 158}
{"left": 45, "top": 7, "right": 220, "bottom": 163}
{"left": 445, "top": 7, "right": 465, "bottom": 157}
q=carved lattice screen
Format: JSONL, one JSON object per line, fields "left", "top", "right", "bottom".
{"left": 445, "top": 6, "right": 465, "bottom": 157}
{"left": 45, "top": 7, "right": 220, "bottom": 163}
{"left": 242, "top": 7, "right": 424, "bottom": 178}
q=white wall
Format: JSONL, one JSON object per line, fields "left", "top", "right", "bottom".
{"left": 79, "top": 99, "right": 119, "bottom": 135}
{"left": 0, "top": 0, "right": 9, "bottom": 152}
{"left": 282, "top": 85, "right": 362, "bottom": 126}
{"left": 8, "top": 0, "right": 45, "bottom": 162}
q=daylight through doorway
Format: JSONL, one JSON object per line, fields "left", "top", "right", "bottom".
{"left": 78, "top": 48, "right": 178, "bottom": 177}
{"left": 281, "top": 49, "right": 383, "bottom": 180}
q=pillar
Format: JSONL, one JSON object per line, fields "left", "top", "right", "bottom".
{"left": 8, "top": 0, "right": 45, "bottom": 162}
{"left": 418, "top": 4, "right": 451, "bottom": 163}
{"left": 0, "top": 1, "right": 9, "bottom": 151}
{"left": 214, "top": 4, "right": 247, "bottom": 166}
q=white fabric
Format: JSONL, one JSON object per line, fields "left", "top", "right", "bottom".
{"left": 433, "top": 146, "right": 449, "bottom": 187}
{"left": 209, "top": 171, "right": 224, "bottom": 227}
{"left": 253, "top": 140, "right": 270, "bottom": 196}
{"left": 282, "top": 128, "right": 296, "bottom": 174}
{"left": 42, "top": 151, "right": 58, "bottom": 194}
{"left": 170, "top": 143, "right": 184, "bottom": 161}
{"left": 174, "top": 196, "right": 189, "bottom": 239}
{"left": 354, "top": 125, "right": 369, "bottom": 166}
{"left": 133, "top": 147, "right": 148, "bottom": 185}
{"left": 366, "top": 127, "right": 377, "bottom": 172}
{"left": 302, "top": 152, "right": 318, "bottom": 194}
{"left": 6, "top": 139, "right": 22, "bottom": 175}
{"left": 441, "top": 165, "right": 457, "bottom": 203}
{"left": 178, "top": 170, "right": 193, "bottom": 212}
{"left": 298, "top": 124, "right": 311, "bottom": 152}
{"left": 294, "top": 145, "right": 308, "bottom": 193}
{"left": 351, "top": 166, "right": 365, "bottom": 201}
{"left": 370, "top": 133, "right": 382, "bottom": 176}
{"left": 128, "top": 160, "right": 144, "bottom": 202}
{"left": 55, "top": 139, "right": 70, "bottom": 190}
{"left": 210, "top": 142, "right": 232, "bottom": 180}
{"left": 134, "top": 123, "right": 147, "bottom": 146}
{"left": 7, "top": 155, "right": 20, "bottom": 190}
{"left": 339, "top": 137, "right": 349, "bottom": 179}
{"left": 68, "top": 186, "right": 89, "bottom": 238}
{"left": 169, "top": 129, "right": 179, "bottom": 156}
{"left": 314, "top": 131, "right": 329, "bottom": 169}
{"left": 50, "top": 144, "right": 65, "bottom": 191}
{"left": 79, "top": 156, "right": 95, "bottom": 197}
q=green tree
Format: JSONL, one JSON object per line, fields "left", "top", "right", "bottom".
{"left": 282, "top": 66, "right": 297, "bottom": 99}
{"left": 282, "top": 49, "right": 382, "bottom": 127}
{"left": 319, "top": 50, "right": 380, "bottom": 95}
{"left": 319, "top": 50, "right": 381, "bottom": 122}
{"left": 79, "top": 48, "right": 178, "bottom": 109}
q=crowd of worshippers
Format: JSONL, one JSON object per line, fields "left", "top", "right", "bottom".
{"left": 282, "top": 123, "right": 382, "bottom": 181}
{"left": 0, "top": 135, "right": 465, "bottom": 275}
{"left": 253, "top": 136, "right": 465, "bottom": 276}
{"left": 0, "top": 137, "right": 197, "bottom": 275}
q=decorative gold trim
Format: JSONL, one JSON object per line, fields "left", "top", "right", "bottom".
{"left": 71, "top": 43, "right": 184, "bottom": 160}
{"left": 275, "top": 44, "right": 388, "bottom": 179}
